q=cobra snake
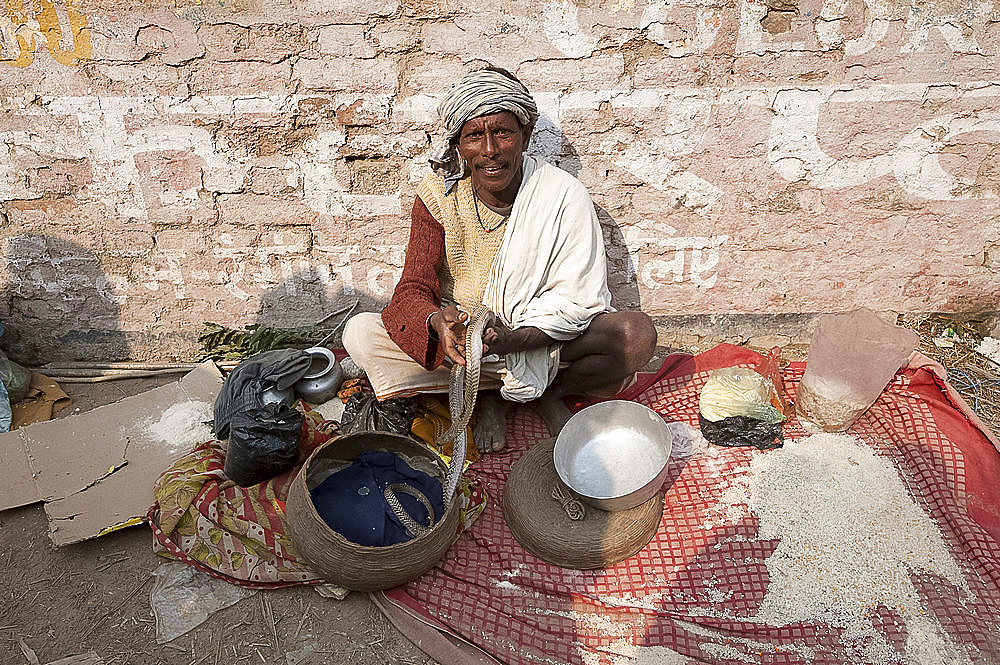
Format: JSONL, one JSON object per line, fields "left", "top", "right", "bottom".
{"left": 385, "top": 304, "right": 494, "bottom": 537}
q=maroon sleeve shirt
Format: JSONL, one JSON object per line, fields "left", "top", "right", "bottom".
{"left": 381, "top": 196, "right": 448, "bottom": 370}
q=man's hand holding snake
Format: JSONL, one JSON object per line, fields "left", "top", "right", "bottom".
{"left": 429, "top": 305, "right": 469, "bottom": 366}
{"left": 481, "top": 318, "right": 515, "bottom": 357}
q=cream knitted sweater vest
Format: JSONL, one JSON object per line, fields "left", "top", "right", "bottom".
{"left": 416, "top": 174, "right": 508, "bottom": 312}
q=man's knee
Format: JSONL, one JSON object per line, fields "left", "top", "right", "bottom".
{"left": 615, "top": 311, "right": 657, "bottom": 369}
{"left": 342, "top": 312, "right": 380, "bottom": 365}
{"left": 582, "top": 311, "right": 656, "bottom": 369}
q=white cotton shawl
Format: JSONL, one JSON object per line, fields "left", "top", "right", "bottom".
{"left": 482, "top": 155, "right": 612, "bottom": 401}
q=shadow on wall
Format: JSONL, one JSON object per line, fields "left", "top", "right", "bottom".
{"left": 0, "top": 234, "right": 129, "bottom": 365}
{"left": 253, "top": 267, "right": 386, "bottom": 349}
{"left": 598, "top": 205, "right": 642, "bottom": 311}
{"left": 529, "top": 115, "right": 583, "bottom": 178}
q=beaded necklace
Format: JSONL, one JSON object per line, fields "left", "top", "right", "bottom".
{"left": 472, "top": 186, "right": 511, "bottom": 233}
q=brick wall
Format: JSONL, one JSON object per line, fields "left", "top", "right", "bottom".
{"left": 1, "top": 0, "right": 998, "bottom": 361}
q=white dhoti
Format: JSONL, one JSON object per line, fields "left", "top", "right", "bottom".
{"left": 342, "top": 312, "right": 506, "bottom": 400}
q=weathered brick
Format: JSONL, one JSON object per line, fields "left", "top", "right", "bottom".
{"left": 135, "top": 13, "right": 204, "bottom": 65}
{"left": 202, "top": 164, "right": 250, "bottom": 194}
{"left": 249, "top": 165, "right": 302, "bottom": 195}
{"left": 420, "top": 20, "right": 472, "bottom": 55}
{"left": 316, "top": 24, "right": 375, "bottom": 58}
{"left": 215, "top": 123, "right": 317, "bottom": 158}
{"left": 188, "top": 60, "right": 294, "bottom": 94}
{"left": 399, "top": 57, "right": 466, "bottom": 95}
{"left": 87, "top": 54, "right": 185, "bottom": 89}
{"left": 295, "top": 96, "right": 339, "bottom": 124}
{"left": 293, "top": 56, "right": 399, "bottom": 93}
{"left": 245, "top": 23, "right": 310, "bottom": 62}
{"left": 197, "top": 22, "right": 251, "bottom": 61}
{"left": 217, "top": 193, "right": 320, "bottom": 227}
{"left": 335, "top": 95, "right": 393, "bottom": 126}
{"left": 369, "top": 23, "right": 419, "bottom": 53}
{"left": 343, "top": 130, "right": 426, "bottom": 159}
{"left": 87, "top": 16, "right": 148, "bottom": 62}
{"left": 516, "top": 54, "right": 626, "bottom": 90}
{"left": 133, "top": 150, "right": 216, "bottom": 224}
{"left": 23, "top": 159, "right": 93, "bottom": 197}
{"left": 271, "top": 0, "right": 400, "bottom": 24}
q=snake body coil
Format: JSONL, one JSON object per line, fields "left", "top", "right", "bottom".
{"left": 386, "top": 304, "right": 493, "bottom": 537}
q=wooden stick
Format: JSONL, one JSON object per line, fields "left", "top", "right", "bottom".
{"left": 35, "top": 362, "right": 201, "bottom": 370}
{"left": 46, "top": 372, "right": 183, "bottom": 383}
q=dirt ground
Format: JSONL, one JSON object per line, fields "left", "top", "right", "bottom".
{"left": 0, "top": 338, "right": 805, "bottom": 665}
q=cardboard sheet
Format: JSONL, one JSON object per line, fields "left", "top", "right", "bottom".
{"left": 11, "top": 371, "right": 73, "bottom": 429}
{"left": 0, "top": 362, "right": 223, "bottom": 546}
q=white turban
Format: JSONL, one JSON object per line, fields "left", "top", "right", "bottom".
{"left": 428, "top": 69, "right": 539, "bottom": 194}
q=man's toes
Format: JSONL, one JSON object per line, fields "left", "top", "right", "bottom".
{"left": 473, "top": 394, "right": 508, "bottom": 453}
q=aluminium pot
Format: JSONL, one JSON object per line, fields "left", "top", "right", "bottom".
{"left": 553, "top": 400, "right": 673, "bottom": 512}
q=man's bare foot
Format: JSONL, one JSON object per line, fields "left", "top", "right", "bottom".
{"left": 473, "top": 393, "right": 508, "bottom": 452}
{"left": 532, "top": 395, "right": 573, "bottom": 438}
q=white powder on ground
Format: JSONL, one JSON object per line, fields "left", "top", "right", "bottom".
{"left": 579, "top": 642, "right": 691, "bottom": 665}
{"left": 975, "top": 337, "right": 1000, "bottom": 364}
{"left": 720, "top": 432, "right": 976, "bottom": 664}
{"left": 145, "top": 400, "right": 214, "bottom": 454}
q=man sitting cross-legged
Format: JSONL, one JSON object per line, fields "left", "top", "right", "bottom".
{"left": 343, "top": 66, "right": 656, "bottom": 451}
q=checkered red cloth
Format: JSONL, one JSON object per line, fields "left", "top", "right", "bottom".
{"left": 384, "top": 344, "right": 1000, "bottom": 665}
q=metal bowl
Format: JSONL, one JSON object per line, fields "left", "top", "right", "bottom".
{"left": 553, "top": 400, "right": 672, "bottom": 512}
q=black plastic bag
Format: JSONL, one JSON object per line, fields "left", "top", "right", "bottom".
{"left": 224, "top": 403, "right": 305, "bottom": 487}
{"left": 340, "top": 392, "right": 418, "bottom": 436}
{"left": 698, "top": 413, "right": 783, "bottom": 450}
{"left": 213, "top": 349, "right": 311, "bottom": 439}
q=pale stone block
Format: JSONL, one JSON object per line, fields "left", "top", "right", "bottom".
{"left": 250, "top": 166, "right": 302, "bottom": 195}
{"left": 516, "top": 54, "right": 626, "bottom": 91}
{"left": 369, "top": 24, "right": 419, "bottom": 53}
{"left": 293, "top": 57, "right": 399, "bottom": 93}
{"left": 88, "top": 16, "right": 147, "bottom": 62}
{"left": 135, "top": 12, "right": 205, "bottom": 65}
{"left": 245, "top": 23, "right": 311, "bottom": 62}
{"left": 85, "top": 61, "right": 183, "bottom": 95}
{"left": 197, "top": 22, "right": 250, "bottom": 61}
{"left": 400, "top": 58, "right": 466, "bottom": 95}
{"left": 188, "top": 60, "right": 294, "bottom": 95}
{"left": 316, "top": 24, "right": 375, "bottom": 58}
{"left": 284, "top": 0, "right": 399, "bottom": 24}
{"left": 217, "top": 193, "right": 319, "bottom": 227}
{"left": 420, "top": 20, "right": 473, "bottom": 55}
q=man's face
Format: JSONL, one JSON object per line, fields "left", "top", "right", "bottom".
{"left": 456, "top": 111, "right": 532, "bottom": 208}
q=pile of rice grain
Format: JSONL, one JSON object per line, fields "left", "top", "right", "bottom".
{"left": 724, "top": 433, "right": 977, "bottom": 664}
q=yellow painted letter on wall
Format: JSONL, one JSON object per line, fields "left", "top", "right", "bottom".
{"left": 2, "top": 0, "right": 35, "bottom": 67}
{"left": 37, "top": 0, "right": 91, "bottom": 66}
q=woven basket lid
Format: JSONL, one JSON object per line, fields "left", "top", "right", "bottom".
{"left": 502, "top": 438, "right": 663, "bottom": 570}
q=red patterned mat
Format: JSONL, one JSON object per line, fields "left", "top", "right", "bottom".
{"left": 383, "top": 344, "right": 1000, "bottom": 665}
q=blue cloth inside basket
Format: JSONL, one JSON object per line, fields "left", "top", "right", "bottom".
{"left": 310, "top": 451, "right": 445, "bottom": 546}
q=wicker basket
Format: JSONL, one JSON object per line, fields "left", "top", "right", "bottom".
{"left": 286, "top": 430, "right": 462, "bottom": 591}
{"left": 503, "top": 439, "right": 663, "bottom": 569}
